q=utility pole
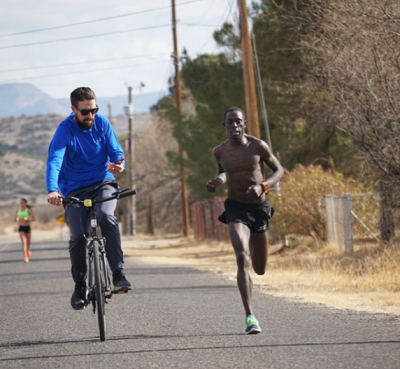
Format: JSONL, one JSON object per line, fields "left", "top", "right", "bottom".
{"left": 124, "top": 87, "right": 136, "bottom": 236}
{"left": 171, "top": 0, "right": 190, "bottom": 237}
{"left": 237, "top": 0, "right": 260, "bottom": 138}
{"left": 107, "top": 103, "right": 113, "bottom": 126}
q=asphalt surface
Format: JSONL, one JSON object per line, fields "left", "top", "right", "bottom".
{"left": 0, "top": 239, "right": 399, "bottom": 369}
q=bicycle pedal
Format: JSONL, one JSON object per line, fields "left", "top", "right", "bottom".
{"left": 112, "top": 288, "right": 129, "bottom": 294}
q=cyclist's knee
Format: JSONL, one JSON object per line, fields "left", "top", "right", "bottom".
{"left": 69, "top": 234, "right": 87, "bottom": 251}
{"left": 98, "top": 212, "right": 117, "bottom": 226}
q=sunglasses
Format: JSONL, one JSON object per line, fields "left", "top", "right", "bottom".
{"left": 76, "top": 105, "right": 99, "bottom": 116}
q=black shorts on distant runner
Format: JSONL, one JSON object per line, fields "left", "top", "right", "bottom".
{"left": 218, "top": 198, "right": 274, "bottom": 233}
{"left": 19, "top": 225, "right": 31, "bottom": 233}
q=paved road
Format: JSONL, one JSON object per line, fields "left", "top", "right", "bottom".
{"left": 0, "top": 239, "right": 399, "bottom": 369}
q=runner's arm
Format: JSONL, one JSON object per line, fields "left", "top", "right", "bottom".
{"left": 28, "top": 208, "right": 36, "bottom": 222}
{"left": 259, "top": 140, "right": 284, "bottom": 188}
{"left": 206, "top": 148, "right": 226, "bottom": 192}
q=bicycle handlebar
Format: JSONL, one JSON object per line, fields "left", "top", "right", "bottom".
{"left": 60, "top": 188, "right": 137, "bottom": 206}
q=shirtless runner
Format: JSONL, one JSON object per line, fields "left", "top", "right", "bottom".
{"left": 206, "top": 107, "right": 284, "bottom": 334}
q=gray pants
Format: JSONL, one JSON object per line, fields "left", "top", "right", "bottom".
{"left": 64, "top": 181, "right": 124, "bottom": 283}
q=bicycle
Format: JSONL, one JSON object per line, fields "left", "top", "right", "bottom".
{"left": 61, "top": 187, "right": 137, "bottom": 342}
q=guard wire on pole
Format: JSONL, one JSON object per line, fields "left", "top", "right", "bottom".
{"left": 251, "top": 31, "right": 289, "bottom": 247}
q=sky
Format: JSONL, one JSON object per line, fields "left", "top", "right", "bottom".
{"left": 0, "top": 0, "right": 246, "bottom": 100}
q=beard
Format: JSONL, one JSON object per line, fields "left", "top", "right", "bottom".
{"left": 75, "top": 116, "right": 94, "bottom": 130}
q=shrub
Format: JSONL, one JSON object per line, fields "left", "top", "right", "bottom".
{"left": 269, "top": 165, "right": 370, "bottom": 241}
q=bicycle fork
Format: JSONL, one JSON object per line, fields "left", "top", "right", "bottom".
{"left": 86, "top": 213, "right": 113, "bottom": 312}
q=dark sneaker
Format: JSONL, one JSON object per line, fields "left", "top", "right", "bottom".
{"left": 245, "top": 315, "right": 261, "bottom": 334}
{"left": 71, "top": 281, "right": 87, "bottom": 310}
{"left": 113, "top": 270, "right": 131, "bottom": 292}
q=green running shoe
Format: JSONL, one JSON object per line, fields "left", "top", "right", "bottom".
{"left": 245, "top": 314, "right": 261, "bottom": 334}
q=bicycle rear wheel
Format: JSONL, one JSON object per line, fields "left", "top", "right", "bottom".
{"left": 93, "top": 239, "right": 106, "bottom": 341}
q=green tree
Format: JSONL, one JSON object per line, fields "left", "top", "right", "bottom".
{"left": 153, "top": 0, "right": 358, "bottom": 200}
{"left": 251, "top": 0, "right": 357, "bottom": 174}
{"left": 152, "top": 51, "right": 246, "bottom": 199}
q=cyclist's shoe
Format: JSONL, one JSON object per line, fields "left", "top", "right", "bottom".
{"left": 245, "top": 314, "right": 261, "bottom": 334}
{"left": 113, "top": 270, "right": 131, "bottom": 292}
{"left": 27, "top": 250, "right": 32, "bottom": 258}
{"left": 71, "top": 281, "right": 87, "bottom": 310}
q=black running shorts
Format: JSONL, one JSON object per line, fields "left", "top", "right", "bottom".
{"left": 18, "top": 225, "right": 31, "bottom": 233}
{"left": 218, "top": 198, "right": 274, "bottom": 233}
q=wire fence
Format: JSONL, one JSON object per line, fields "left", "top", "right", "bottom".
{"left": 191, "top": 197, "right": 229, "bottom": 242}
{"left": 323, "top": 193, "right": 380, "bottom": 252}
{"left": 192, "top": 194, "right": 381, "bottom": 251}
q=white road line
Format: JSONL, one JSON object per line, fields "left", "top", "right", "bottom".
{"left": 0, "top": 243, "right": 10, "bottom": 252}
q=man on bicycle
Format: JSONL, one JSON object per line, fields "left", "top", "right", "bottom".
{"left": 47, "top": 87, "right": 131, "bottom": 310}
{"left": 206, "top": 107, "right": 284, "bottom": 334}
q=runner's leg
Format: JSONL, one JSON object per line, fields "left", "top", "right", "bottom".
{"left": 249, "top": 232, "right": 268, "bottom": 275}
{"left": 228, "top": 221, "right": 253, "bottom": 316}
{"left": 19, "top": 232, "right": 27, "bottom": 258}
{"left": 26, "top": 231, "right": 31, "bottom": 253}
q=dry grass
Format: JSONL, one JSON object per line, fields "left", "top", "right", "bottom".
{"left": 269, "top": 241, "right": 400, "bottom": 293}
{"left": 259, "top": 239, "right": 400, "bottom": 315}
{"left": 121, "top": 235, "right": 400, "bottom": 316}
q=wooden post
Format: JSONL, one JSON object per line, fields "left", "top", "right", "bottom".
{"left": 172, "top": 0, "right": 190, "bottom": 237}
{"left": 237, "top": 0, "right": 260, "bottom": 138}
{"left": 107, "top": 103, "right": 113, "bottom": 126}
{"left": 127, "top": 87, "right": 136, "bottom": 235}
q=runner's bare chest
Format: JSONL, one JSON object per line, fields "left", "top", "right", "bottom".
{"left": 219, "top": 142, "right": 261, "bottom": 175}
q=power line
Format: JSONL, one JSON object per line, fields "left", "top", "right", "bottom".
{"left": 0, "top": 24, "right": 171, "bottom": 50}
{"left": 0, "top": 0, "right": 205, "bottom": 38}
{"left": 195, "top": 0, "right": 235, "bottom": 54}
{"left": 0, "top": 54, "right": 167, "bottom": 73}
{"left": 180, "top": 23, "right": 220, "bottom": 27}
{"left": 209, "top": 0, "right": 236, "bottom": 54}
{"left": 0, "top": 60, "right": 168, "bottom": 84}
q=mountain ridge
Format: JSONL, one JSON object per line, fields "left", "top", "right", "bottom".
{"left": 0, "top": 83, "right": 164, "bottom": 117}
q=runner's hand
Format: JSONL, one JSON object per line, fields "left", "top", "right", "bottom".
{"left": 206, "top": 180, "right": 219, "bottom": 193}
{"left": 48, "top": 191, "right": 62, "bottom": 206}
{"left": 245, "top": 184, "right": 264, "bottom": 197}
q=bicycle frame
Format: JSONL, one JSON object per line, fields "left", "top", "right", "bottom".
{"left": 85, "top": 204, "right": 112, "bottom": 310}
{"left": 60, "top": 187, "right": 137, "bottom": 341}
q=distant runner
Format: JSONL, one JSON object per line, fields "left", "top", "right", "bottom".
{"left": 206, "top": 107, "right": 284, "bottom": 334}
{"left": 14, "top": 198, "right": 35, "bottom": 263}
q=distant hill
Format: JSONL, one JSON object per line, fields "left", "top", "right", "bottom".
{"left": 0, "top": 84, "right": 67, "bottom": 117}
{"left": 0, "top": 83, "right": 165, "bottom": 118}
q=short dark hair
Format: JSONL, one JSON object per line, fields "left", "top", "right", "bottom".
{"left": 223, "top": 107, "right": 246, "bottom": 121}
{"left": 70, "top": 87, "right": 96, "bottom": 107}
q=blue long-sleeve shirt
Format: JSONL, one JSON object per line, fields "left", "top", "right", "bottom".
{"left": 46, "top": 113, "right": 125, "bottom": 196}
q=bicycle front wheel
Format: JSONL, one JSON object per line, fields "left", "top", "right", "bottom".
{"left": 93, "top": 239, "right": 106, "bottom": 341}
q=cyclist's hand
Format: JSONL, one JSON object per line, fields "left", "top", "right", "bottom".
{"left": 107, "top": 162, "right": 124, "bottom": 175}
{"left": 48, "top": 191, "right": 62, "bottom": 206}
